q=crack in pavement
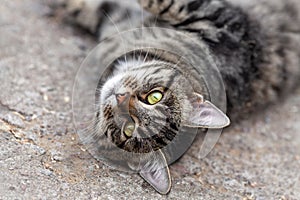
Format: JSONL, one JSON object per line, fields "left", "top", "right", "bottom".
{"left": 0, "top": 101, "right": 12, "bottom": 113}
{"left": 0, "top": 100, "right": 27, "bottom": 117}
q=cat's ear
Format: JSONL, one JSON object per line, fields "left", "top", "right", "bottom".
{"left": 184, "top": 93, "right": 230, "bottom": 129}
{"left": 139, "top": 151, "right": 171, "bottom": 195}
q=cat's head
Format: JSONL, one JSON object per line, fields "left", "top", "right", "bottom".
{"left": 95, "top": 59, "right": 230, "bottom": 194}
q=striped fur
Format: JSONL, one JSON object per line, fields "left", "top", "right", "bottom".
{"left": 57, "top": 0, "right": 300, "bottom": 194}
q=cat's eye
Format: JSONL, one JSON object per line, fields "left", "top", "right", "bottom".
{"left": 146, "top": 91, "right": 163, "bottom": 105}
{"left": 123, "top": 122, "right": 135, "bottom": 137}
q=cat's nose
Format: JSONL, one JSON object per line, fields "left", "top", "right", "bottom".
{"left": 115, "top": 92, "right": 130, "bottom": 105}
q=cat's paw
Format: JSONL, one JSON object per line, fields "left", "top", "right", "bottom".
{"left": 64, "top": 0, "right": 86, "bottom": 18}
{"left": 138, "top": 0, "right": 174, "bottom": 15}
{"left": 138, "top": 0, "right": 186, "bottom": 22}
{"left": 43, "top": 0, "right": 83, "bottom": 20}
{"left": 49, "top": 0, "right": 102, "bottom": 32}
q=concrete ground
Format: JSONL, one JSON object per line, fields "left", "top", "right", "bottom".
{"left": 0, "top": 0, "right": 299, "bottom": 199}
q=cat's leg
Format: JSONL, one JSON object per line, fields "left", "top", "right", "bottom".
{"left": 56, "top": 0, "right": 143, "bottom": 39}
{"left": 138, "top": 0, "right": 248, "bottom": 43}
{"left": 138, "top": 0, "right": 260, "bottom": 116}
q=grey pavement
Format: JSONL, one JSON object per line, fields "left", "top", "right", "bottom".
{"left": 0, "top": 1, "right": 299, "bottom": 199}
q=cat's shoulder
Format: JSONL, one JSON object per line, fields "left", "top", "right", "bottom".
{"left": 228, "top": 0, "right": 300, "bottom": 27}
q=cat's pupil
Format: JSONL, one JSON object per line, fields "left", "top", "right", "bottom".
{"left": 124, "top": 122, "right": 135, "bottom": 137}
{"left": 147, "top": 91, "right": 163, "bottom": 105}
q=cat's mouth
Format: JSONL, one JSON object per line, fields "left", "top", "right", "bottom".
{"left": 115, "top": 102, "right": 158, "bottom": 140}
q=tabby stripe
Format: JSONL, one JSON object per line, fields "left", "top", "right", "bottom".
{"left": 104, "top": 107, "right": 112, "bottom": 116}
{"left": 150, "top": 67, "right": 165, "bottom": 75}
{"left": 101, "top": 43, "right": 119, "bottom": 59}
{"left": 169, "top": 122, "right": 179, "bottom": 131}
{"left": 133, "top": 138, "right": 144, "bottom": 153}
{"left": 178, "top": 5, "right": 185, "bottom": 13}
{"left": 144, "top": 126, "right": 157, "bottom": 137}
{"left": 214, "top": 9, "right": 236, "bottom": 28}
{"left": 111, "top": 130, "right": 123, "bottom": 145}
{"left": 103, "top": 129, "right": 108, "bottom": 137}
{"left": 276, "top": 48, "right": 288, "bottom": 90}
{"left": 152, "top": 134, "right": 168, "bottom": 147}
{"left": 151, "top": 116, "right": 167, "bottom": 122}
{"left": 203, "top": 7, "right": 226, "bottom": 22}
{"left": 124, "top": 76, "right": 135, "bottom": 86}
{"left": 129, "top": 82, "right": 138, "bottom": 89}
{"left": 144, "top": 122, "right": 165, "bottom": 137}
{"left": 187, "top": 0, "right": 205, "bottom": 12}
{"left": 132, "top": 63, "right": 168, "bottom": 72}
{"left": 174, "top": 6, "right": 226, "bottom": 28}
{"left": 159, "top": 0, "right": 175, "bottom": 15}
{"left": 106, "top": 123, "right": 116, "bottom": 131}
{"left": 96, "top": 111, "right": 100, "bottom": 118}
{"left": 174, "top": 14, "right": 222, "bottom": 28}
{"left": 137, "top": 127, "right": 149, "bottom": 138}
{"left": 160, "top": 129, "right": 174, "bottom": 144}
{"left": 173, "top": 14, "right": 199, "bottom": 27}
{"left": 116, "top": 140, "right": 126, "bottom": 149}
{"left": 166, "top": 128, "right": 177, "bottom": 141}
{"left": 143, "top": 67, "right": 169, "bottom": 80}
{"left": 165, "top": 70, "right": 179, "bottom": 89}
{"left": 155, "top": 104, "right": 167, "bottom": 115}
{"left": 155, "top": 119, "right": 168, "bottom": 127}
{"left": 147, "top": 0, "right": 154, "bottom": 8}
{"left": 161, "top": 126, "right": 176, "bottom": 141}
{"left": 96, "top": 132, "right": 108, "bottom": 140}
{"left": 141, "top": 138, "right": 153, "bottom": 152}
{"left": 106, "top": 124, "right": 119, "bottom": 138}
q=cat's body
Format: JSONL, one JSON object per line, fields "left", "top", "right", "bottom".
{"left": 57, "top": 0, "right": 300, "bottom": 194}
{"left": 65, "top": 0, "right": 300, "bottom": 117}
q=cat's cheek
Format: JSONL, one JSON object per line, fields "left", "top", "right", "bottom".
{"left": 181, "top": 99, "right": 195, "bottom": 124}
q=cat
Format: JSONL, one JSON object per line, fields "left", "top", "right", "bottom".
{"left": 52, "top": 0, "right": 300, "bottom": 194}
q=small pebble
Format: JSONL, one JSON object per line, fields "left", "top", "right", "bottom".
{"left": 43, "top": 95, "right": 48, "bottom": 101}
{"left": 40, "top": 169, "right": 53, "bottom": 176}
{"left": 29, "top": 144, "right": 46, "bottom": 155}
{"left": 50, "top": 150, "right": 64, "bottom": 161}
{"left": 8, "top": 186, "right": 15, "bottom": 191}
{"left": 64, "top": 96, "right": 70, "bottom": 103}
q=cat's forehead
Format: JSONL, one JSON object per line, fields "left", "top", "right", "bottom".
{"left": 100, "top": 62, "right": 181, "bottom": 103}
{"left": 106, "top": 72, "right": 139, "bottom": 88}
{"left": 100, "top": 72, "right": 139, "bottom": 100}
{"left": 122, "top": 75, "right": 138, "bottom": 89}
{"left": 112, "top": 65, "right": 172, "bottom": 86}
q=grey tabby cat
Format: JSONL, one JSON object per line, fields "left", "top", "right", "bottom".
{"left": 56, "top": 0, "right": 300, "bottom": 194}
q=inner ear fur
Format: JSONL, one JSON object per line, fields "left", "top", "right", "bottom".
{"left": 184, "top": 93, "right": 230, "bottom": 129}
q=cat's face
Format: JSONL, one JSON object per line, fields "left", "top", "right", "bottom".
{"left": 98, "top": 61, "right": 192, "bottom": 152}
{"left": 95, "top": 60, "right": 230, "bottom": 194}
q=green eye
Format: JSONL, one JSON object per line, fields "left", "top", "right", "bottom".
{"left": 123, "top": 122, "right": 135, "bottom": 137}
{"left": 147, "top": 91, "right": 163, "bottom": 105}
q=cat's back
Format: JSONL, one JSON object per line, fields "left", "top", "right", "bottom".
{"left": 228, "top": 0, "right": 300, "bottom": 109}
{"left": 228, "top": 0, "right": 300, "bottom": 40}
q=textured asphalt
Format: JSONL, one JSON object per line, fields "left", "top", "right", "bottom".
{"left": 0, "top": 1, "right": 299, "bottom": 199}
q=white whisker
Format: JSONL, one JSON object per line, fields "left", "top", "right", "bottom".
{"left": 102, "top": 10, "right": 128, "bottom": 66}
{"left": 153, "top": 14, "right": 159, "bottom": 28}
{"left": 126, "top": 10, "right": 134, "bottom": 31}
{"left": 143, "top": 48, "right": 151, "bottom": 64}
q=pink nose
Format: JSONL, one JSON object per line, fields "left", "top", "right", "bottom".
{"left": 116, "top": 92, "right": 130, "bottom": 105}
